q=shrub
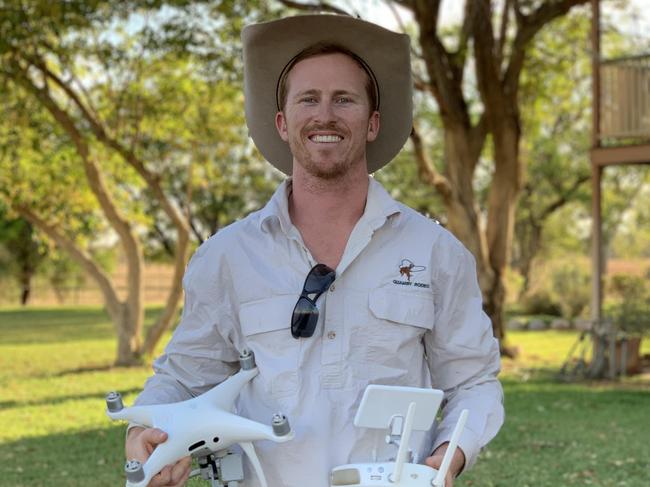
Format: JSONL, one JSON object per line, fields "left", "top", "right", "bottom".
{"left": 520, "top": 289, "right": 562, "bottom": 316}
{"left": 607, "top": 274, "right": 650, "bottom": 336}
{"left": 550, "top": 260, "right": 591, "bottom": 320}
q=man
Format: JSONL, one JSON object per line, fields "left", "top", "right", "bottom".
{"left": 126, "top": 14, "right": 503, "bottom": 487}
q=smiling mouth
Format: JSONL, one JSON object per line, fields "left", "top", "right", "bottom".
{"left": 309, "top": 134, "right": 343, "bottom": 143}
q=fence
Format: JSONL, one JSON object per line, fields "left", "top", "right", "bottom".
{"left": 0, "top": 263, "right": 177, "bottom": 307}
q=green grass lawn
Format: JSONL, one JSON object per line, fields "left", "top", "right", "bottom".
{"left": 1, "top": 307, "right": 649, "bottom": 486}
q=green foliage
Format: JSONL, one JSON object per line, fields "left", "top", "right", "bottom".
{"left": 519, "top": 255, "right": 593, "bottom": 320}
{"left": 607, "top": 274, "right": 650, "bottom": 337}
{"left": 374, "top": 151, "right": 445, "bottom": 222}
{"left": 520, "top": 289, "right": 563, "bottom": 317}
{"left": 513, "top": 12, "right": 592, "bottom": 278}
{"left": 550, "top": 260, "right": 592, "bottom": 320}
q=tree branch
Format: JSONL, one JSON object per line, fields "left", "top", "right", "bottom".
{"left": 496, "top": 0, "right": 512, "bottom": 68}
{"left": 409, "top": 125, "right": 452, "bottom": 203}
{"left": 21, "top": 54, "right": 190, "bottom": 236}
{"left": 407, "top": 0, "right": 471, "bottom": 126}
{"left": 15, "top": 204, "right": 122, "bottom": 320}
{"left": 469, "top": 112, "right": 489, "bottom": 165}
{"left": 277, "top": 0, "right": 352, "bottom": 16}
{"left": 9, "top": 59, "right": 145, "bottom": 315}
{"left": 503, "top": 0, "right": 589, "bottom": 99}
{"left": 540, "top": 173, "right": 589, "bottom": 219}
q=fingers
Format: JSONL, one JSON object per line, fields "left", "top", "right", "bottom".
{"left": 126, "top": 428, "right": 168, "bottom": 462}
{"left": 424, "top": 455, "right": 454, "bottom": 487}
{"left": 125, "top": 428, "right": 191, "bottom": 487}
{"left": 149, "top": 457, "right": 192, "bottom": 487}
{"left": 140, "top": 428, "right": 169, "bottom": 447}
{"left": 425, "top": 454, "right": 442, "bottom": 469}
{"left": 170, "top": 456, "right": 192, "bottom": 486}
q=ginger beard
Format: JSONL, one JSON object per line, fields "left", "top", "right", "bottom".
{"left": 292, "top": 121, "right": 356, "bottom": 180}
{"left": 275, "top": 53, "right": 379, "bottom": 181}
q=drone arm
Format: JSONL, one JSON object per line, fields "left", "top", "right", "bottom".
{"left": 108, "top": 404, "right": 155, "bottom": 427}
{"left": 203, "top": 367, "right": 259, "bottom": 410}
{"left": 124, "top": 439, "right": 183, "bottom": 487}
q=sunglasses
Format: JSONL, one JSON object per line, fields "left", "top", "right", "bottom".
{"left": 291, "top": 263, "right": 336, "bottom": 339}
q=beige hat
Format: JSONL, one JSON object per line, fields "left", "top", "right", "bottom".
{"left": 242, "top": 14, "right": 412, "bottom": 175}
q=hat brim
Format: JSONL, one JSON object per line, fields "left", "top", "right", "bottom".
{"left": 242, "top": 15, "right": 412, "bottom": 175}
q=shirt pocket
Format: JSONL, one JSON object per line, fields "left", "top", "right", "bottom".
{"left": 238, "top": 294, "right": 301, "bottom": 397}
{"left": 350, "top": 286, "right": 434, "bottom": 379}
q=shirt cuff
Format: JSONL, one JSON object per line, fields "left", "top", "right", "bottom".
{"left": 432, "top": 424, "right": 482, "bottom": 473}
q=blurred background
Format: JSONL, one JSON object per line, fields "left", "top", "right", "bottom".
{"left": 0, "top": 0, "right": 648, "bottom": 485}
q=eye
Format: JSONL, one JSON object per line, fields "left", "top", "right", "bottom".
{"left": 336, "top": 96, "right": 351, "bottom": 104}
{"left": 300, "top": 96, "right": 317, "bottom": 104}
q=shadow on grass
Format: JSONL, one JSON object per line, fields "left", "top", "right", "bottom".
{"left": 53, "top": 364, "right": 122, "bottom": 377}
{"left": 0, "top": 387, "right": 142, "bottom": 411}
{"left": 0, "top": 307, "right": 165, "bottom": 345}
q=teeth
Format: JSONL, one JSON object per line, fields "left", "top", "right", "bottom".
{"left": 310, "top": 135, "right": 342, "bottom": 143}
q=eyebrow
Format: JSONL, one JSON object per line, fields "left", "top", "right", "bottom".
{"left": 292, "top": 89, "right": 361, "bottom": 100}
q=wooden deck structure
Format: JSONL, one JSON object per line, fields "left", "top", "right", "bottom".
{"left": 591, "top": 0, "right": 650, "bottom": 320}
{"left": 590, "top": 0, "right": 650, "bottom": 377}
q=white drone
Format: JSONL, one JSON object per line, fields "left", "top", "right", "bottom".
{"left": 330, "top": 385, "right": 468, "bottom": 487}
{"left": 105, "top": 349, "right": 294, "bottom": 487}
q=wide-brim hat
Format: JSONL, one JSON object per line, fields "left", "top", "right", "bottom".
{"left": 242, "top": 14, "right": 412, "bottom": 175}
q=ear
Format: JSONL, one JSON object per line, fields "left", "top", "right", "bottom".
{"left": 366, "top": 110, "right": 380, "bottom": 142}
{"left": 275, "top": 111, "right": 289, "bottom": 142}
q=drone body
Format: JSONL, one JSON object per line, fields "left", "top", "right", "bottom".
{"left": 106, "top": 350, "right": 293, "bottom": 487}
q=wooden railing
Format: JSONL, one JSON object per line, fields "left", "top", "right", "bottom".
{"left": 600, "top": 54, "right": 650, "bottom": 140}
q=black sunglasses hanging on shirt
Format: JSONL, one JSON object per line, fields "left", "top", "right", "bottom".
{"left": 291, "top": 263, "right": 336, "bottom": 338}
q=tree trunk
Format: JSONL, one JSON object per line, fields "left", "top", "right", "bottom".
{"left": 143, "top": 228, "right": 189, "bottom": 356}
{"left": 484, "top": 117, "right": 522, "bottom": 354}
{"left": 442, "top": 126, "right": 493, "bottom": 295}
{"left": 19, "top": 267, "right": 33, "bottom": 306}
{"left": 114, "top": 302, "right": 144, "bottom": 366}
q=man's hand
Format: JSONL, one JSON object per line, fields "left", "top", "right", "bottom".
{"left": 424, "top": 442, "right": 465, "bottom": 487}
{"left": 125, "top": 426, "right": 192, "bottom": 487}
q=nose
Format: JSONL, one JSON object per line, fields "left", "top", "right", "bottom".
{"left": 314, "top": 99, "right": 336, "bottom": 123}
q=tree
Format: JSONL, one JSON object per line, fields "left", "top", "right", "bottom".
{"left": 512, "top": 12, "right": 592, "bottom": 297}
{"left": 0, "top": 211, "right": 46, "bottom": 305}
{"left": 0, "top": 0, "right": 273, "bottom": 365}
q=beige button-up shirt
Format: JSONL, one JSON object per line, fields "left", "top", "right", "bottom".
{"left": 136, "top": 177, "right": 504, "bottom": 486}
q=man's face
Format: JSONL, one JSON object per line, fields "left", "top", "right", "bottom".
{"left": 275, "top": 53, "right": 380, "bottom": 180}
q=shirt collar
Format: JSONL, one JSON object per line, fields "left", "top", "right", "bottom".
{"left": 258, "top": 176, "right": 402, "bottom": 235}
{"left": 259, "top": 179, "right": 294, "bottom": 235}
{"left": 363, "top": 176, "right": 402, "bottom": 230}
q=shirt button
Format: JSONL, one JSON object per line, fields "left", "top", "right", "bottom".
{"left": 327, "top": 331, "right": 336, "bottom": 340}
{"left": 330, "top": 284, "right": 336, "bottom": 292}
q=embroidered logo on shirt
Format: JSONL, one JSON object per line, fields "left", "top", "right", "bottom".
{"left": 393, "top": 259, "right": 430, "bottom": 288}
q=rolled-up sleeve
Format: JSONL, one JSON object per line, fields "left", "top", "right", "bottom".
{"left": 425, "top": 244, "right": 504, "bottom": 471}
{"left": 134, "top": 239, "right": 240, "bottom": 407}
